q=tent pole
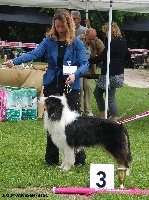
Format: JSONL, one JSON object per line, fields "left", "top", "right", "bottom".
{"left": 105, "top": 0, "right": 113, "bottom": 119}
{"left": 86, "top": 0, "right": 89, "bottom": 26}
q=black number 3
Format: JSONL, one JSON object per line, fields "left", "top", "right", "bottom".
{"left": 96, "top": 171, "right": 106, "bottom": 188}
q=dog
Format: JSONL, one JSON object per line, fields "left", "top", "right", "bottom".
{"left": 41, "top": 95, "right": 132, "bottom": 171}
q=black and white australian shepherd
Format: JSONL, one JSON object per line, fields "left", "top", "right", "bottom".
{"left": 41, "top": 95, "right": 132, "bottom": 171}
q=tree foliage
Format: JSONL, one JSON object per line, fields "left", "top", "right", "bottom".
{"left": 1, "top": 7, "right": 149, "bottom": 49}
{"left": 78, "top": 9, "right": 149, "bottom": 48}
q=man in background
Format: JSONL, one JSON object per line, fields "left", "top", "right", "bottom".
{"left": 78, "top": 28, "right": 104, "bottom": 116}
{"left": 71, "top": 10, "right": 90, "bottom": 36}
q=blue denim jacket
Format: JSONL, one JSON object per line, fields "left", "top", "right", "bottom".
{"left": 13, "top": 37, "right": 89, "bottom": 90}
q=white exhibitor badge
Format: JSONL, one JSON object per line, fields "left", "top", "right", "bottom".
{"left": 90, "top": 164, "right": 114, "bottom": 189}
{"left": 63, "top": 65, "right": 77, "bottom": 75}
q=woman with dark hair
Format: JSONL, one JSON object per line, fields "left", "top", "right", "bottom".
{"left": 5, "top": 9, "right": 89, "bottom": 167}
{"left": 89, "top": 22, "right": 131, "bottom": 122}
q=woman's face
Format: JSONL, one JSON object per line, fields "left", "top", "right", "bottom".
{"left": 54, "top": 19, "right": 67, "bottom": 39}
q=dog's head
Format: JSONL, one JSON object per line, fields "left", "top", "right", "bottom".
{"left": 44, "top": 96, "right": 65, "bottom": 121}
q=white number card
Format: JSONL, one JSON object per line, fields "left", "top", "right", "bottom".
{"left": 63, "top": 65, "right": 77, "bottom": 75}
{"left": 90, "top": 163, "right": 114, "bottom": 189}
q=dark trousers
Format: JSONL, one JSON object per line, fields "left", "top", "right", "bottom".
{"left": 93, "top": 86, "right": 119, "bottom": 116}
{"left": 44, "top": 87, "right": 86, "bottom": 165}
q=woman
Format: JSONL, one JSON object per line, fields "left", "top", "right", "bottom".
{"left": 5, "top": 9, "right": 89, "bottom": 167}
{"left": 89, "top": 22, "right": 131, "bottom": 121}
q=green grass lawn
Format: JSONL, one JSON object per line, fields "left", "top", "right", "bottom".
{"left": 0, "top": 67, "right": 149, "bottom": 199}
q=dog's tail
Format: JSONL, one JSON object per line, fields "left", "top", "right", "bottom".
{"left": 100, "top": 120, "right": 132, "bottom": 168}
{"left": 114, "top": 124, "right": 132, "bottom": 168}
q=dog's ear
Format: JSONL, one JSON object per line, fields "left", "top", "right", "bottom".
{"left": 45, "top": 97, "right": 64, "bottom": 121}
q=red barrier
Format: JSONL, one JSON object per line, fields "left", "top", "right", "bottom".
{"left": 118, "top": 111, "right": 149, "bottom": 124}
{"left": 0, "top": 41, "right": 38, "bottom": 48}
{"left": 53, "top": 186, "right": 149, "bottom": 196}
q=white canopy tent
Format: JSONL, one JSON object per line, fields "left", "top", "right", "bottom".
{"left": 1, "top": 0, "right": 149, "bottom": 118}
{"left": 0, "top": 0, "right": 149, "bottom": 13}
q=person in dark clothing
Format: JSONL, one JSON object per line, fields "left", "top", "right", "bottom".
{"left": 89, "top": 21, "right": 131, "bottom": 122}
{"left": 4, "top": 9, "right": 89, "bottom": 167}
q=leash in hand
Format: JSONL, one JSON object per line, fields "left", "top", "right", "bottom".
{"left": 64, "top": 84, "right": 72, "bottom": 94}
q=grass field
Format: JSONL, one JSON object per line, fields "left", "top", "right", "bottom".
{"left": 0, "top": 63, "right": 149, "bottom": 199}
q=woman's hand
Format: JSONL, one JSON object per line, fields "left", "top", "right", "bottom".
{"left": 4, "top": 60, "right": 14, "bottom": 68}
{"left": 65, "top": 73, "right": 75, "bottom": 85}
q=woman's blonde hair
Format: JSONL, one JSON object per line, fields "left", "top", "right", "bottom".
{"left": 102, "top": 21, "right": 122, "bottom": 38}
{"left": 45, "top": 9, "right": 75, "bottom": 45}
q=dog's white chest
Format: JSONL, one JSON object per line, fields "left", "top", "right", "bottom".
{"left": 44, "top": 116, "right": 66, "bottom": 149}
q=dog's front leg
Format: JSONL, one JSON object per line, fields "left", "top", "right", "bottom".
{"left": 59, "top": 150, "right": 65, "bottom": 169}
{"left": 61, "top": 146, "right": 75, "bottom": 171}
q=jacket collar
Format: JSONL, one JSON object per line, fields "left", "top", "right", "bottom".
{"left": 50, "top": 39, "right": 75, "bottom": 64}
